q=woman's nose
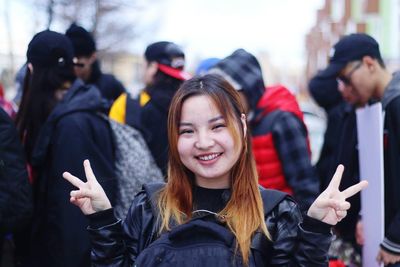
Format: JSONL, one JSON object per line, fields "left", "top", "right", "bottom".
{"left": 194, "top": 131, "right": 215, "bottom": 149}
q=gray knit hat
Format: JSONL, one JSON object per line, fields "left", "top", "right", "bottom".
{"left": 208, "top": 49, "right": 265, "bottom": 111}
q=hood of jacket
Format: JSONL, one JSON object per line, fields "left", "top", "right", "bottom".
{"left": 382, "top": 72, "right": 400, "bottom": 109}
{"left": 308, "top": 72, "right": 343, "bottom": 111}
{"left": 31, "top": 79, "right": 106, "bottom": 167}
{"left": 208, "top": 49, "right": 265, "bottom": 112}
{"left": 254, "top": 85, "right": 304, "bottom": 123}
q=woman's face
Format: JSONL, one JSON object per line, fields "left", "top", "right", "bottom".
{"left": 177, "top": 94, "right": 242, "bottom": 189}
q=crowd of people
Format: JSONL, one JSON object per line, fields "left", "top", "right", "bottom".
{"left": 0, "top": 22, "right": 398, "bottom": 267}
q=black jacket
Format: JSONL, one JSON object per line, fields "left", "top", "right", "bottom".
{"left": 309, "top": 74, "right": 360, "bottom": 242}
{"left": 381, "top": 72, "right": 400, "bottom": 254}
{"left": 139, "top": 84, "right": 179, "bottom": 175}
{"left": 0, "top": 107, "right": 32, "bottom": 234}
{"left": 89, "top": 61, "right": 126, "bottom": 105}
{"left": 87, "top": 187, "right": 331, "bottom": 266}
{"left": 28, "top": 80, "right": 117, "bottom": 267}
{"left": 331, "top": 105, "right": 360, "bottom": 242}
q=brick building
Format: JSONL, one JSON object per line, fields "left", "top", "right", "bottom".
{"left": 306, "top": 0, "right": 400, "bottom": 80}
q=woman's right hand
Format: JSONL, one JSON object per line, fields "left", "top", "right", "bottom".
{"left": 63, "top": 159, "right": 112, "bottom": 215}
{"left": 307, "top": 165, "right": 368, "bottom": 225}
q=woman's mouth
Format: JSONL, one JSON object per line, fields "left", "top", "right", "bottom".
{"left": 196, "top": 153, "right": 223, "bottom": 161}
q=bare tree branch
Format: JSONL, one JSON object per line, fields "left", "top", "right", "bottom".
{"left": 30, "top": 0, "right": 161, "bottom": 55}
{"left": 46, "top": 0, "right": 54, "bottom": 29}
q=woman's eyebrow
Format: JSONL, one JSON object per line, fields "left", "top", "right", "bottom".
{"left": 178, "top": 122, "right": 192, "bottom": 127}
{"left": 179, "top": 116, "right": 224, "bottom": 126}
{"left": 208, "top": 115, "right": 224, "bottom": 123}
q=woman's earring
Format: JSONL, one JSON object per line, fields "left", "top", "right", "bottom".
{"left": 241, "top": 114, "right": 247, "bottom": 138}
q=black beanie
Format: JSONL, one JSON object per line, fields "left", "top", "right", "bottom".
{"left": 309, "top": 71, "right": 343, "bottom": 110}
{"left": 209, "top": 49, "right": 265, "bottom": 112}
{"left": 65, "top": 23, "right": 96, "bottom": 57}
{"left": 144, "top": 41, "right": 185, "bottom": 68}
{"left": 27, "top": 30, "right": 74, "bottom": 68}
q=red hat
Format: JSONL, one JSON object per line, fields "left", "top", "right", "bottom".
{"left": 157, "top": 63, "right": 191, "bottom": 80}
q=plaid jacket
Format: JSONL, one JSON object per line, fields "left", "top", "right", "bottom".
{"left": 252, "top": 86, "right": 320, "bottom": 211}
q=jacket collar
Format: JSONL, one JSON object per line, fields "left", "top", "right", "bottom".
{"left": 382, "top": 72, "right": 400, "bottom": 109}
{"left": 30, "top": 79, "right": 105, "bottom": 167}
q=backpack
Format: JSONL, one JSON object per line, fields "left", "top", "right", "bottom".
{"left": 134, "top": 183, "right": 287, "bottom": 267}
{"left": 102, "top": 116, "right": 163, "bottom": 219}
{"left": 0, "top": 107, "right": 33, "bottom": 234}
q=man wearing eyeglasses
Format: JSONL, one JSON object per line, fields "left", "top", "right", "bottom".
{"left": 65, "top": 23, "right": 126, "bottom": 111}
{"left": 319, "top": 33, "right": 400, "bottom": 266}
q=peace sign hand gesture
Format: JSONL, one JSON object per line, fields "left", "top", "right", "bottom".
{"left": 307, "top": 165, "right": 368, "bottom": 225}
{"left": 63, "top": 160, "right": 112, "bottom": 215}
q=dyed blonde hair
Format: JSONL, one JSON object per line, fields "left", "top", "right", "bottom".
{"left": 158, "top": 74, "right": 269, "bottom": 265}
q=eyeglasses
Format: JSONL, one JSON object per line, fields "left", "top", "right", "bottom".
{"left": 337, "top": 61, "right": 363, "bottom": 85}
{"left": 73, "top": 58, "right": 85, "bottom": 68}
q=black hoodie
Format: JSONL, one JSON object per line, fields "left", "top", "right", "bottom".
{"left": 29, "top": 79, "right": 117, "bottom": 267}
{"left": 381, "top": 72, "right": 400, "bottom": 255}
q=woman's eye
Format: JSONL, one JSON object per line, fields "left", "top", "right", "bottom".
{"left": 179, "top": 129, "right": 193, "bottom": 135}
{"left": 212, "top": 124, "right": 226, "bottom": 130}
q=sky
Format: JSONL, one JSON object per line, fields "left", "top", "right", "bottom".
{"left": 0, "top": 0, "right": 326, "bottom": 157}
{"left": 148, "top": 0, "right": 324, "bottom": 70}
{"left": 0, "top": 0, "right": 324, "bottom": 73}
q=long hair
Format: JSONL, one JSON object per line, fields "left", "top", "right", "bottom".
{"left": 158, "top": 73, "right": 269, "bottom": 265}
{"left": 146, "top": 70, "right": 183, "bottom": 96}
{"left": 15, "top": 65, "right": 75, "bottom": 162}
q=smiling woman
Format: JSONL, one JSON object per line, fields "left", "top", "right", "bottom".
{"left": 178, "top": 102, "right": 236, "bottom": 180}
{"left": 176, "top": 94, "right": 243, "bottom": 189}
{"left": 63, "top": 73, "right": 368, "bottom": 266}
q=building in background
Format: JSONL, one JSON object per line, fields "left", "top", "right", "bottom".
{"left": 306, "top": 0, "right": 400, "bottom": 79}
{"left": 99, "top": 51, "right": 144, "bottom": 96}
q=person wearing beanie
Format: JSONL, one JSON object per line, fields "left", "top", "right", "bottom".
{"left": 65, "top": 23, "right": 126, "bottom": 108}
{"left": 15, "top": 30, "right": 116, "bottom": 266}
{"left": 209, "top": 49, "right": 320, "bottom": 212}
{"left": 109, "top": 41, "right": 190, "bottom": 176}
{"left": 319, "top": 33, "right": 400, "bottom": 266}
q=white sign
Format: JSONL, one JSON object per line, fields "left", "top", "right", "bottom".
{"left": 356, "top": 103, "right": 385, "bottom": 267}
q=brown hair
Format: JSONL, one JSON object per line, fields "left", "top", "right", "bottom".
{"left": 158, "top": 74, "right": 269, "bottom": 265}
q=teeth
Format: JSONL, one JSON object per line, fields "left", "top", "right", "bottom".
{"left": 198, "top": 153, "right": 220, "bottom": 161}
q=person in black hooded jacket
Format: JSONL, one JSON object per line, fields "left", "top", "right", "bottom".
{"left": 64, "top": 74, "right": 368, "bottom": 266}
{"left": 15, "top": 30, "right": 117, "bottom": 267}
{"left": 0, "top": 107, "right": 32, "bottom": 264}
{"left": 0, "top": 107, "right": 32, "bottom": 234}
{"left": 309, "top": 72, "right": 361, "bottom": 265}
{"left": 309, "top": 72, "right": 360, "bottom": 236}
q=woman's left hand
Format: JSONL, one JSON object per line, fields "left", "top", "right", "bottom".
{"left": 307, "top": 165, "right": 368, "bottom": 225}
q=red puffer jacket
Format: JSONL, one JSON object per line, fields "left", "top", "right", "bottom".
{"left": 252, "top": 85, "right": 310, "bottom": 195}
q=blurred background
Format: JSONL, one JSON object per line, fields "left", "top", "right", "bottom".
{"left": 0, "top": 0, "right": 399, "bottom": 161}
